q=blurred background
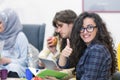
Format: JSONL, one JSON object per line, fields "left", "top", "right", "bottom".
{"left": 0, "top": 0, "right": 120, "bottom": 48}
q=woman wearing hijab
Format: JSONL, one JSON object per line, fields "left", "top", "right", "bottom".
{"left": 0, "top": 8, "right": 29, "bottom": 78}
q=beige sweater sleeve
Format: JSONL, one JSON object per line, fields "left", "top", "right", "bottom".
{"left": 38, "top": 37, "right": 61, "bottom": 60}
{"left": 38, "top": 48, "right": 50, "bottom": 59}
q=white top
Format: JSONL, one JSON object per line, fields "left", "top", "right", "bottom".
{"left": 0, "top": 32, "right": 29, "bottom": 78}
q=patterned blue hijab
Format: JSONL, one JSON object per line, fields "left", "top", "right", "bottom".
{"left": 0, "top": 8, "right": 23, "bottom": 50}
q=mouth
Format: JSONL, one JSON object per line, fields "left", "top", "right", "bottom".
{"left": 83, "top": 34, "right": 90, "bottom": 39}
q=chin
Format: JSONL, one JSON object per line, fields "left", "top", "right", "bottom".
{"left": 84, "top": 40, "right": 90, "bottom": 44}
{"left": 61, "top": 35, "right": 65, "bottom": 38}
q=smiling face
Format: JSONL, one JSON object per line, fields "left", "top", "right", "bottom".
{"left": 80, "top": 17, "right": 98, "bottom": 45}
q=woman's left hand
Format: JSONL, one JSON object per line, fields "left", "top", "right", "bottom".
{"left": 45, "top": 76, "right": 58, "bottom": 80}
{"left": 61, "top": 39, "right": 72, "bottom": 57}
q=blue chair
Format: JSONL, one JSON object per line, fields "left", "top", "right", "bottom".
{"left": 22, "top": 24, "right": 46, "bottom": 52}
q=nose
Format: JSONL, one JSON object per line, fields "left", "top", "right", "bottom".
{"left": 56, "top": 28, "right": 61, "bottom": 33}
{"left": 83, "top": 29, "right": 87, "bottom": 33}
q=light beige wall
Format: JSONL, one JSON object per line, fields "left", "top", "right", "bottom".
{"left": 0, "top": 0, "right": 120, "bottom": 48}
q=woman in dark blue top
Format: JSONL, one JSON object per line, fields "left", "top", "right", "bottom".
{"left": 58, "top": 12, "right": 117, "bottom": 80}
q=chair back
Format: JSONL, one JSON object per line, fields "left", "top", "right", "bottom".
{"left": 23, "top": 24, "right": 46, "bottom": 52}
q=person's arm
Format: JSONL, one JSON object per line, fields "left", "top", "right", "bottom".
{"left": 39, "top": 45, "right": 59, "bottom": 59}
{"left": 39, "top": 36, "right": 61, "bottom": 59}
{"left": 60, "top": 67, "right": 75, "bottom": 79}
{"left": 10, "top": 32, "right": 28, "bottom": 66}
{"left": 39, "top": 48, "right": 51, "bottom": 58}
{"left": 58, "top": 39, "right": 72, "bottom": 67}
{"left": 0, "top": 57, "right": 11, "bottom": 64}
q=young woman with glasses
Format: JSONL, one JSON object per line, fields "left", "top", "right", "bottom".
{"left": 57, "top": 12, "right": 117, "bottom": 80}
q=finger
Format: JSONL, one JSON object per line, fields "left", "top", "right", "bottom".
{"left": 47, "top": 39, "right": 54, "bottom": 47}
{"left": 66, "top": 38, "right": 70, "bottom": 47}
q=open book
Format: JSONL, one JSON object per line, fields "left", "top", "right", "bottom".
{"left": 29, "top": 67, "right": 68, "bottom": 79}
{"left": 29, "top": 58, "right": 68, "bottom": 79}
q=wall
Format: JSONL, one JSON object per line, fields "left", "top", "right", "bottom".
{"left": 0, "top": 0, "right": 120, "bottom": 48}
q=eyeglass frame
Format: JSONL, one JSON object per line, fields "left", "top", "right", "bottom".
{"left": 80, "top": 25, "right": 97, "bottom": 33}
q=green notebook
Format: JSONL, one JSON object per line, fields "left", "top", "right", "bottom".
{"left": 36, "top": 69, "right": 68, "bottom": 79}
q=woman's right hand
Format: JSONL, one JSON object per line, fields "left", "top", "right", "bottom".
{"left": 45, "top": 76, "right": 58, "bottom": 80}
{"left": 38, "top": 60, "right": 45, "bottom": 68}
{"left": 47, "top": 37, "right": 57, "bottom": 54}
{"left": 53, "top": 66, "right": 62, "bottom": 71}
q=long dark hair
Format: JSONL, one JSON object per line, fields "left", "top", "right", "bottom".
{"left": 69, "top": 12, "right": 117, "bottom": 75}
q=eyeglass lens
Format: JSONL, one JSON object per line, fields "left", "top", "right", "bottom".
{"left": 80, "top": 25, "right": 96, "bottom": 33}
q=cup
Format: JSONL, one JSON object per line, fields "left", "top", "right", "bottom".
{"left": 0, "top": 69, "right": 8, "bottom": 80}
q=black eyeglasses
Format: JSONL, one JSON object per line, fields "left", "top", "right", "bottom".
{"left": 80, "top": 25, "right": 97, "bottom": 33}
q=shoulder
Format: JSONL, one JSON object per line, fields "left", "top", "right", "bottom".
{"left": 85, "top": 43, "right": 112, "bottom": 65}
{"left": 90, "top": 43, "right": 106, "bottom": 50}
{"left": 88, "top": 43, "right": 110, "bottom": 58}
{"left": 16, "top": 32, "right": 28, "bottom": 44}
{"left": 17, "top": 32, "right": 27, "bottom": 39}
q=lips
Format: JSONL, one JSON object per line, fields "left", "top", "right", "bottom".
{"left": 81, "top": 34, "right": 91, "bottom": 42}
{"left": 83, "top": 34, "right": 90, "bottom": 39}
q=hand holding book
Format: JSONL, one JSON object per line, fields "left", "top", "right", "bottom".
{"left": 39, "top": 58, "right": 57, "bottom": 70}
{"left": 29, "top": 68, "right": 68, "bottom": 80}
{"left": 29, "top": 58, "right": 68, "bottom": 79}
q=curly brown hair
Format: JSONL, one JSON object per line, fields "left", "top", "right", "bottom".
{"left": 69, "top": 12, "right": 117, "bottom": 75}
